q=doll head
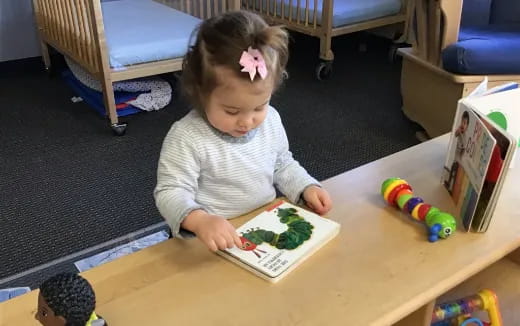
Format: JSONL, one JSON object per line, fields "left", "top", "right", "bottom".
{"left": 35, "top": 273, "right": 99, "bottom": 326}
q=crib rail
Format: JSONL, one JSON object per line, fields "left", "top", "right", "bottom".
{"left": 33, "top": 0, "right": 104, "bottom": 75}
{"left": 156, "top": 0, "right": 241, "bottom": 19}
{"left": 241, "top": 0, "right": 330, "bottom": 34}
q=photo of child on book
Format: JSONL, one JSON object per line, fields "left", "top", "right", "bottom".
{"left": 445, "top": 110, "right": 470, "bottom": 193}
{"left": 154, "top": 11, "right": 332, "bottom": 252}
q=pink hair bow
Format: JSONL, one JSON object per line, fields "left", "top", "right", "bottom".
{"left": 239, "top": 46, "right": 268, "bottom": 81}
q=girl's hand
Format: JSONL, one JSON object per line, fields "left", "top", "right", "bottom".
{"left": 303, "top": 185, "right": 332, "bottom": 215}
{"left": 182, "top": 210, "right": 242, "bottom": 252}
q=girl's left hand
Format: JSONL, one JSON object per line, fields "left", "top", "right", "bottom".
{"left": 302, "top": 185, "right": 332, "bottom": 215}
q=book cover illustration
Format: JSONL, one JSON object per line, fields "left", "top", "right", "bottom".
{"left": 220, "top": 201, "right": 340, "bottom": 281}
{"left": 463, "top": 87, "right": 520, "bottom": 167}
{"left": 442, "top": 104, "right": 496, "bottom": 231}
{"left": 469, "top": 112, "right": 515, "bottom": 232}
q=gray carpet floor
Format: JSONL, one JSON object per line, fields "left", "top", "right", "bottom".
{"left": 0, "top": 32, "right": 420, "bottom": 289}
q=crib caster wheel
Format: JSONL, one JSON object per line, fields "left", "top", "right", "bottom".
{"left": 45, "top": 66, "right": 56, "bottom": 78}
{"left": 316, "top": 61, "right": 333, "bottom": 81}
{"left": 111, "top": 123, "right": 127, "bottom": 136}
{"left": 388, "top": 45, "right": 399, "bottom": 63}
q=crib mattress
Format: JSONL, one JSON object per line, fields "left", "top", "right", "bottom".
{"left": 254, "top": 0, "right": 402, "bottom": 27}
{"left": 102, "top": 0, "right": 201, "bottom": 68}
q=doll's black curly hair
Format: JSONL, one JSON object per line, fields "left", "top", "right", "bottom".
{"left": 40, "top": 273, "right": 96, "bottom": 326}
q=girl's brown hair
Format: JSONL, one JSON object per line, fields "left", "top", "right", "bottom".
{"left": 181, "top": 10, "right": 289, "bottom": 112}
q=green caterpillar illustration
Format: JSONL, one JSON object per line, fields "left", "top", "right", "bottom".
{"left": 239, "top": 207, "right": 314, "bottom": 257}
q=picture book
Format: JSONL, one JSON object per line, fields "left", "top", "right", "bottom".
{"left": 463, "top": 85, "right": 520, "bottom": 168}
{"left": 217, "top": 200, "right": 340, "bottom": 283}
{"left": 442, "top": 82, "right": 518, "bottom": 232}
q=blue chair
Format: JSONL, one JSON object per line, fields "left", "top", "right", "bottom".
{"left": 398, "top": 0, "right": 520, "bottom": 138}
{"left": 443, "top": 0, "right": 520, "bottom": 75}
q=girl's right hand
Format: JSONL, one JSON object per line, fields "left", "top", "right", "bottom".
{"left": 182, "top": 209, "right": 242, "bottom": 252}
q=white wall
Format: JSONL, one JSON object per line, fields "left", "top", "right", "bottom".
{"left": 0, "top": 0, "right": 41, "bottom": 62}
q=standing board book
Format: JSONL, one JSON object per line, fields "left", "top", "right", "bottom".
{"left": 217, "top": 200, "right": 340, "bottom": 283}
{"left": 442, "top": 84, "right": 517, "bottom": 232}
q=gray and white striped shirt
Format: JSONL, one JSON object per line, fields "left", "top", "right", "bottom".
{"left": 153, "top": 106, "right": 319, "bottom": 237}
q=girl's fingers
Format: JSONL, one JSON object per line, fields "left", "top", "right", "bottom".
{"left": 320, "top": 193, "right": 332, "bottom": 212}
{"left": 215, "top": 235, "right": 228, "bottom": 251}
{"left": 207, "top": 239, "right": 218, "bottom": 252}
{"left": 224, "top": 232, "right": 235, "bottom": 249}
{"left": 232, "top": 231, "right": 242, "bottom": 248}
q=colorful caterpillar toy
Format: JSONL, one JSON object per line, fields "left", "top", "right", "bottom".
{"left": 381, "top": 177, "right": 457, "bottom": 242}
{"left": 239, "top": 207, "right": 314, "bottom": 257}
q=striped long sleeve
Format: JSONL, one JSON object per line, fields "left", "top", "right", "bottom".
{"left": 154, "top": 107, "right": 320, "bottom": 237}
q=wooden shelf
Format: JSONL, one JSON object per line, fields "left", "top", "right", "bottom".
{"left": 436, "top": 256, "right": 520, "bottom": 325}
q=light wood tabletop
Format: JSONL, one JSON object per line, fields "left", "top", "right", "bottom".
{"left": 1, "top": 135, "right": 519, "bottom": 326}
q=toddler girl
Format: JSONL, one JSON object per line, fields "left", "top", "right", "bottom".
{"left": 154, "top": 10, "right": 332, "bottom": 252}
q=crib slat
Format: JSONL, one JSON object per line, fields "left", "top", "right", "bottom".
{"left": 296, "top": 0, "right": 301, "bottom": 24}
{"left": 35, "top": 0, "right": 46, "bottom": 37}
{"left": 289, "top": 0, "right": 293, "bottom": 22}
{"left": 43, "top": 0, "right": 54, "bottom": 41}
{"left": 305, "top": 0, "right": 309, "bottom": 26}
{"left": 72, "top": 0, "right": 83, "bottom": 62}
{"left": 56, "top": 0, "right": 68, "bottom": 49}
{"left": 313, "top": 0, "right": 317, "bottom": 28}
{"left": 80, "top": 0, "right": 94, "bottom": 68}
{"left": 76, "top": 0, "right": 88, "bottom": 65}
{"left": 49, "top": 0, "right": 61, "bottom": 45}
{"left": 186, "top": 0, "right": 192, "bottom": 15}
{"left": 61, "top": 0, "right": 72, "bottom": 49}
{"left": 69, "top": 0, "right": 81, "bottom": 60}
{"left": 37, "top": 0, "right": 50, "bottom": 39}
{"left": 63, "top": 0, "right": 76, "bottom": 57}
{"left": 52, "top": 0, "right": 62, "bottom": 41}
{"left": 78, "top": 0, "right": 94, "bottom": 68}
{"left": 85, "top": 0, "right": 99, "bottom": 69}
{"left": 74, "top": 0, "right": 87, "bottom": 63}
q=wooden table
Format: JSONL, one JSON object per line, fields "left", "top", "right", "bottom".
{"left": 1, "top": 135, "right": 519, "bottom": 326}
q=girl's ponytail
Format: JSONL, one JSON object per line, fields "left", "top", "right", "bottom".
{"left": 255, "top": 25, "right": 289, "bottom": 85}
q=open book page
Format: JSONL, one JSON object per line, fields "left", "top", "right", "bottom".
{"left": 469, "top": 113, "right": 514, "bottom": 231}
{"left": 220, "top": 201, "right": 340, "bottom": 280}
{"left": 463, "top": 87, "right": 520, "bottom": 168}
{"left": 442, "top": 103, "right": 496, "bottom": 230}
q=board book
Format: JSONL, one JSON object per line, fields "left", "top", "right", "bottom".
{"left": 442, "top": 81, "right": 518, "bottom": 232}
{"left": 217, "top": 200, "right": 340, "bottom": 283}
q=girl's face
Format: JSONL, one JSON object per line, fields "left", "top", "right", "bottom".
{"left": 206, "top": 66, "right": 273, "bottom": 137}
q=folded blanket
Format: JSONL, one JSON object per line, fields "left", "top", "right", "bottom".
{"left": 65, "top": 57, "right": 172, "bottom": 112}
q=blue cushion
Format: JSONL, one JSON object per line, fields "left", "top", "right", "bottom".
{"left": 460, "top": 0, "right": 492, "bottom": 27}
{"left": 62, "top": 69, "right": 142, "bottom": 117}
{"left": 442, "top": 25, "right": 520, "bottom": 74}
{"left": 490, "top": 0, "right": 520, "bottom": 24}
{"left": 102, "top": 0, "right": 201, "bottom": 68}
{"left": 258, "top": 0, "right": 402, "bottom": 27}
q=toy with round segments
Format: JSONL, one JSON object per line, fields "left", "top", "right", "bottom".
{"left": 381, "top": 177, "right": 457, "bottom": 242}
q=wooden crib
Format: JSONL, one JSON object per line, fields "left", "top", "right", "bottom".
{"left": 31, "top": 0, "right": 240, "bottom": 135}
{"left": 241, "top": 0, "right": 410, "bottom": 80}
